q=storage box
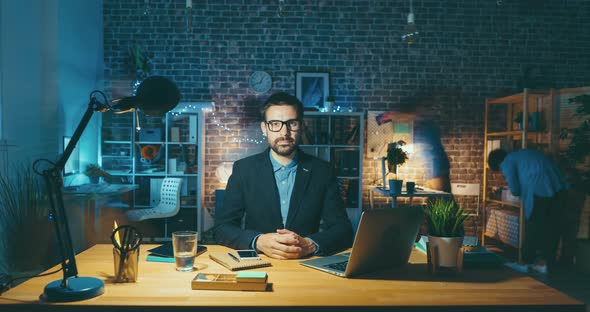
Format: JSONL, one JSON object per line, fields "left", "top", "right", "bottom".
{"left": 501, "top": 187, "right": 520, "bottom": 205}
{"left": 170, "top": 127, "right": 180, "bottom": 142}
{"left": 139, "top": 128, "right": 162, "bottom": 142}
{"left": 485, "top": 208, "right": 520, "bottom": 247}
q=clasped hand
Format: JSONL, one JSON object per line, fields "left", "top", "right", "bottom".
{"left": 255, "top": 229, "right": 317, "bottom": 259}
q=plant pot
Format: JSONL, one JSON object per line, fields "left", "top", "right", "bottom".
{"left": 388, "top": 179, "right": 403, "bottom": 195}
{"left": 89, "top": 176, "right": 100, "bottom": 184}
{"left": 428, "top": 235, "right": 464, "bottom": 268}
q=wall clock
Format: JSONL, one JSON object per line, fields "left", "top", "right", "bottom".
{"left": 248, "top": 71, "right": 272, "bottom": 93}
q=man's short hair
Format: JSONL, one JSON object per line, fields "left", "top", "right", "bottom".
{"left": 260, "top": 92, "right": 304, "bottom": 121}
{"left": 488, "top": 149, "right": 507, "bottom": 172}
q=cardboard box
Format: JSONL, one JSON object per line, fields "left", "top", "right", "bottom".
{"left": 140, "top": 128, "right": 162, "bottom": 142}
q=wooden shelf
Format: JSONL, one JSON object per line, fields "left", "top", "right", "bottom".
{"left": 482, "top": 88, "right": 556, "bottom": 263}
{"left": 487, "top": 90, "right": 549, "bottom": 104}
{"left": 486, "top": 198, "right": 520, "bottom": 209}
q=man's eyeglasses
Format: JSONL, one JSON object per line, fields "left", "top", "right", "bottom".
{"left": 264, "top": 119, "right": 302, "bottom": 132}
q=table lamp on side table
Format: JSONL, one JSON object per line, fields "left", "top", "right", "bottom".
{"left": 32, "top": 76, "right": 180, "bottom": 302}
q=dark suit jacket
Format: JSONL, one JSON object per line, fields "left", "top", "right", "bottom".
{"left": 214, "top": 148, "right": 353, "bottom": 255}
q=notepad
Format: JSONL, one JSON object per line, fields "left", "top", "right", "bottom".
{"left": 209, "top": 252, "right": 271, "bottom": 271}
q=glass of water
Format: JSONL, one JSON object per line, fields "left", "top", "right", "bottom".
{"left": 172, "top": 231, "right": 198, "bottom": 272}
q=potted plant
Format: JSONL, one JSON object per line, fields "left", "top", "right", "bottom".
{"left": 424, "top": 198, "right": 469, "bottom": 270}
{"left": 0, "top": 163, "right": 53, "bottom": 275}
{"left": 324, "top": 95, "right": 336, "bottom": 112}
{"left": 386, "top": 140, "right": 408, "bottom": 194}
{"left": 128, "top": 44, "right": 151, "bottom": 93}
{"left": 129, "top": 44, "right": 150, "bottom": 78}
{"left": 84, "top": 164, "right": 110, "bottom": 184}
{"left": 386, "top": 140, "right": 408, "bottom": 175}
{"left": 559, "top": 94, "right": 590, "bottom": 270}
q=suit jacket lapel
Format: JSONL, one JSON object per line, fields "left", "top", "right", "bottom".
{"left": 286, "top": 152, "right": 312, "bottom": 228}
{"left": 257, "top": 149, "right": 283, "bottom": 226}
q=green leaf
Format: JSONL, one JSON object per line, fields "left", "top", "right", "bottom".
{"left": 424, "top": 198, "right": 468, "bottom": 237}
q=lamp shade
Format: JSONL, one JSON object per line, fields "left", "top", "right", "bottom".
{"left": 112, "top": 76, "right": 181, "bottom": 116}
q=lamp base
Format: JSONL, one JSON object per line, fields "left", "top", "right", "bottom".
{"left": 42, "top": 276, "right": 104, "bottom": 302}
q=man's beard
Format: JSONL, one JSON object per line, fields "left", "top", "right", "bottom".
{"left": 270, "top": 136, "right": 298, "bottom": 156}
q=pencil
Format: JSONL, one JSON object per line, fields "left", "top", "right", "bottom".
{"left": 114, "top": 220, "right": 121, "bottom": 247}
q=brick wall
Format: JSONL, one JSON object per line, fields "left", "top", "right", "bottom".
{"left": 104, "top": 0, "right": 590, "bottom": 234}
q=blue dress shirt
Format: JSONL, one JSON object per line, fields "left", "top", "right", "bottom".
{"left": 269, "top": 152, "right": 298, "bottom": 225}
{"left": 500, "top": 149, "right": 567, "bottom": 220}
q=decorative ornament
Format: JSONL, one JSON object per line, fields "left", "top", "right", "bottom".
{"left": 138, "top": 144, "right": 164, "bottom": 164}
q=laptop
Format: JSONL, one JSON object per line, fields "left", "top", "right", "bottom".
{"left": 299, "top": 207, "right": 424, "bottom": 277}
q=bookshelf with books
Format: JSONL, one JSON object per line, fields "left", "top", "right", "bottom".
{"left": 300, "top": 112, "right": 364, "bottom": 229}
{"left": 482, "top": 89, "right": 556, "bottom": 263}
{"left": 100, "top": 102, "right": 212, "bottom": 239}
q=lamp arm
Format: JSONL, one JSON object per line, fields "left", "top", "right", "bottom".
{"left": 381, "top": 157, "right": 387, "bottom": 189}
{"left": 31, "top": 76, "right": 179, "bottom": 302}
{"left": 34, "top": 96, "right": 108, "bottom": 287}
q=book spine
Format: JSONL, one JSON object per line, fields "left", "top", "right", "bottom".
{"left": 146, "top": 255, "right": 175, "bottom": 263}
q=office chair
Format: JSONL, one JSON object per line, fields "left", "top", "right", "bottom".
{"left": 451, "top": 183, "right": 480, "bottom": 216}
{"left": 127, "top": 177, "right": 183, "bottom": 222}
{"left": 451, "top": 182, "right": 481, "bottom": 246}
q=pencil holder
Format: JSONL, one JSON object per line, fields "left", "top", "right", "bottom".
{"left": 113, "top": 247, "right": 140, "bottom": 282}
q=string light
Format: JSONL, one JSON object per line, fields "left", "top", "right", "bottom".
{"left": 171, "top": 103, "right": 266, "bottom": 145}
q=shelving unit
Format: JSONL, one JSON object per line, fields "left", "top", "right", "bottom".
{"left": 482, "top": 89, "right": 555, "bottom": 262}
{"left": 100, "top": 102, "right": 212, "bottom": 239}
{"left": 299, "top": 111, "right": 364, "bottom": 230}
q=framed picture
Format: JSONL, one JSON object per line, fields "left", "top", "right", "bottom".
{"left": 295, "top": 72, "right": 330, "bottom": 109}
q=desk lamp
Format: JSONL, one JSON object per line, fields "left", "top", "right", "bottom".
{"left": 33, "top": 76, "right": 180, "bottom": 302}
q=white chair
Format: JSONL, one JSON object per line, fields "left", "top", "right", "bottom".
{"left": 450, "top": 183, "right": 480, "bottom": 216}
{"left": 451, "top": 182, "right": 481, "bottom": 246}
{"left": 127, "top": 178, "right": 183, "bottom": 222}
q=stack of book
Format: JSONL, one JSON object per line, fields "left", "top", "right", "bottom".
{"left": 191, "top": 271, "right": 268, "bottom": 291}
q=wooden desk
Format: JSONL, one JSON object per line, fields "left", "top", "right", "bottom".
{"left": 0, "top": 244, "right": 584, "bottom": 312}
{"left": 371, "top": 186, "right": 452, "bottom": 208}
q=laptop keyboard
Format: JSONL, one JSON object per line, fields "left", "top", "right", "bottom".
{"left": 324, "top": 260, "right": 348, "bottom": 272}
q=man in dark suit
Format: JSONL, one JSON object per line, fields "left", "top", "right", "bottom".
{"left": 214, "top": 92, "right": 353, "bottom": 259}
